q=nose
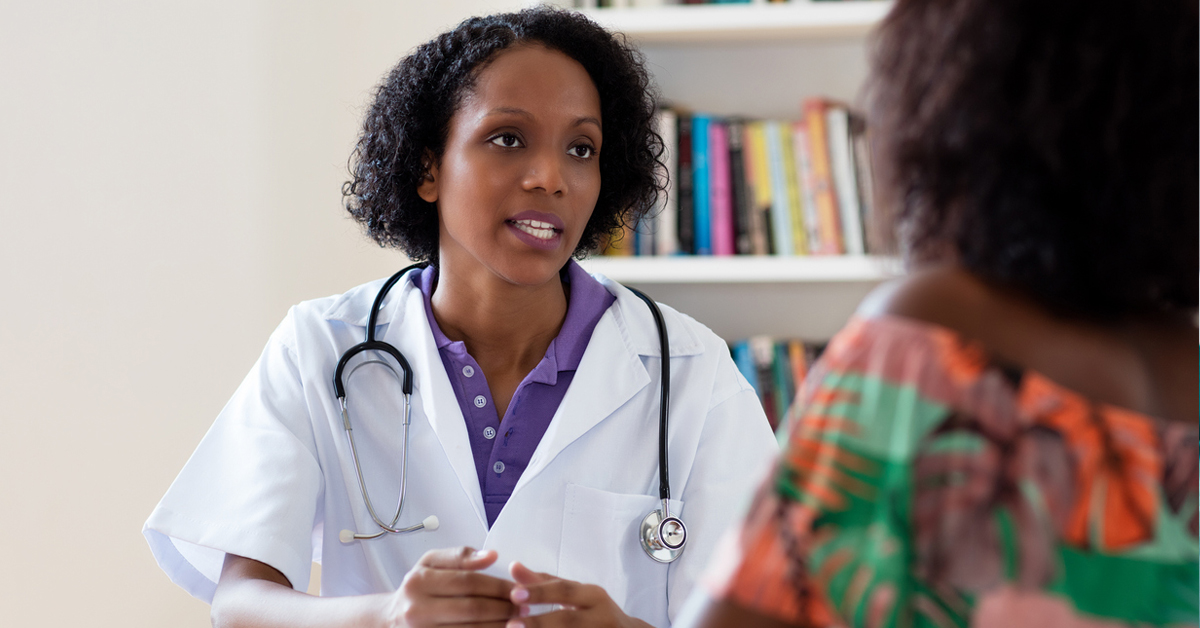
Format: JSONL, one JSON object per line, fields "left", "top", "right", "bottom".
{"left": 522, "top": 147, "right": 567, "bottom": 196}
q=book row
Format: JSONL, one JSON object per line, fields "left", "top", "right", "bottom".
{"left": 603, "top": 99, "right": 877, "bottom": 258}
{"left": 731, "top": 336, "right": 826, "bottom": 432}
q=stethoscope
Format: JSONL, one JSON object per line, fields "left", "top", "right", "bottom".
{"left": 334, "top": 263, "right": 687, "bottom": 564}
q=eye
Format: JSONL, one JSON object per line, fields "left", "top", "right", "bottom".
{"left": 569, "top": 144, "right": 596, "bottom": 159}
{"left": 489, "top": 133, "right": 522, "bottom": 148}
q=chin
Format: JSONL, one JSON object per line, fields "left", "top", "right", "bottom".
{"left": 494, "top": 251, "right": 572, "bottom": 286}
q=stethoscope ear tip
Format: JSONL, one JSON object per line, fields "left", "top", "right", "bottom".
{"left": 339, "top": 529, "right": 356, "bottom": 544}
{"left": 422, "top": 515, "right": 440, "bottom": 531}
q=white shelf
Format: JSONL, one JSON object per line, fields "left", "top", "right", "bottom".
{"left": 582, "top": 256, "right": 901, "bottom": 341}
{"left": 582, "top": 1, "right": 891, "bottom": 43}
{"left": 580, "top": 255, "right": 899, "bottom": 283}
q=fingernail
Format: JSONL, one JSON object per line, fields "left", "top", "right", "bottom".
{"left": 473, "top": 550, "right": 490, "bottom": 559}
{"left": 512, "top": 587, "right": 529, "bottom": 603}
{"left": 520, "top": 605, "right": 532, "bottom": 617}
{"left": 506, "top": 621, "right": 524, "bottom": 628}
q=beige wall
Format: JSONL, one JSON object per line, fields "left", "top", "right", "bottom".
{"left": 0, "top": 1, "right": 542, "bottom": 625}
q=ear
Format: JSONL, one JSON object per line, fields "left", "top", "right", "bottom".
{"left": 417, "top": 151, "right": 439, "bottom": 204}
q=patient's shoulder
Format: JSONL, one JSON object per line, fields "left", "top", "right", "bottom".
{"left": 856, "top": 265, "right": 995, "bottom": 329}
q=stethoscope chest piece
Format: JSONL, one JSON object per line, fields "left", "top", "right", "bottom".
{"left": 640, "top": 502, "right": 687, "bottom": 564}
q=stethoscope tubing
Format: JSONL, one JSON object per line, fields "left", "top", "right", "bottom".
{"left": 624, "top": 287, "right": 672, "bottom": 505}
{"left": 335, "top": 264, "right": 682, "bottom": 554}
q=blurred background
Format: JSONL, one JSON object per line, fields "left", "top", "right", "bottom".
{"left": 0, "top": 1, "right": 543, "bottom": 625}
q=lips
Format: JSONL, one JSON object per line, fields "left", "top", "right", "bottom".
{"left": 508, "top": 218, "right": 559, "bottom": 240}
{"left": 505, "top": 211, "right": 565, "bottom": 251}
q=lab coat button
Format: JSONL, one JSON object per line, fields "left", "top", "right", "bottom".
{"left": 493, "top": 461, "right": 505, "bottom": 474}
{"left": 462, "top": 365, "right": 475, "bottom": 378}
{"left": 483, "top": 426, "right": 496, "bottom": 440}
{"left": 474, "top": 395, "right": 487, "bottom": 408}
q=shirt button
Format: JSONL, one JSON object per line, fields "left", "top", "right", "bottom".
{"left": 473, "top": 395, "right": 486, "bottom": 408}
{"left": 483, "top": 426, "right": 496, "bottom": 440}
{"left": 493, "top": 461, "right": 505, "bottom": 474}
{"left": 462, "top": 365, "right": 475, "bottom": 378}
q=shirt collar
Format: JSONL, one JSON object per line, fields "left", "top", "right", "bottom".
{"left": 415, "top": 260, "right": 615, "bottom": 374}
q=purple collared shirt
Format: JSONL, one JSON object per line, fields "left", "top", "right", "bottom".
{"left": 417, "top": 260, "right": 616, "bottom": 527}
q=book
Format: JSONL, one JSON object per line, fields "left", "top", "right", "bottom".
{"left": 731, "top": 341, "right": 758, "bottom": 397}
{"left": 764, "top": 120, "right": 795, "bottom": 256}
{"left": 771, "top": 340, "right": 795, "bottom": 429}
{"left": 802, "top": 99, "right": 845, "bottom": 255}
{"left": 691, "top": 113, "right": 712, "bottom": 255}
{"left": 849, "top": 111, "right": 876, "bottom": 254}
{"left": 778, "top": 122, "right": 809, "bottom": 255}
{"left": 825, "top": 105, "right": 865, "bottom": 255}
{"left": 635, "top": 209, "right": 655, "bottom": 256}
{"left": 749, "top": 336, "right": 778, "bottom": 430}
{"left": 791, "top": 122, "right": 823, "bottom": 255}
{"left": 726, "top": 120, "right": 755, "bottom": 255}
{"left": 675, "top": 114, "right": 695, "bottom": 254}
{"left": 654, "top": 108, "right": 679, "bottom": 256}
{"left": 744, "top": 120, "right": 775, "bottom": 255}
{"left": 708, "top": 119, "right": 736, "bottom": 256}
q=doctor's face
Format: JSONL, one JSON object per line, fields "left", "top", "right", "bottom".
{"left": 419, "top": 44, "right": 603, "bottom": 287}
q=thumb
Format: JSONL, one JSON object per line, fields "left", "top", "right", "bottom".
{"left": 509, "top": 561, "right": 556, "bottom": 586}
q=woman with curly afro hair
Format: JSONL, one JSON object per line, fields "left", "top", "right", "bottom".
{"left": 144, "top": 6, "right": 776, "bottom": 628}
{"left": 679, "top": 0, "right": 1198, "bottom": 627}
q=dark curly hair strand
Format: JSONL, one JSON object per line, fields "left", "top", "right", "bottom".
{"left": 342, "top": 6, "right": 664, "bottom": 265}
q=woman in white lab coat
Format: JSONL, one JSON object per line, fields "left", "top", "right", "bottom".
{"left": 144, "top": 7, "right": 775, "bottom": 628}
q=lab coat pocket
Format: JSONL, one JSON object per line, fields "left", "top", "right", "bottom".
{"left": 558, "top": 484, "right": 682, "bottom": 621}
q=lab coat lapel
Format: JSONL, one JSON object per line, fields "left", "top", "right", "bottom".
{"left": 513, "top": 302, "right": 650, "bottom": 494}
{"left": 387, "top": 281, "right": 488, "bottom": 530}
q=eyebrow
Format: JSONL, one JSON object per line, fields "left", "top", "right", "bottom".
{"left": 484, "top": 107, "right": 601, "bottom": 131}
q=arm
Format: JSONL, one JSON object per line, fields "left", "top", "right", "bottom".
{"left": 211, "top": 549, "right": 517, "bottom": 628}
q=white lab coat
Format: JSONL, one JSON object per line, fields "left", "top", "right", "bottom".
{"left": 144, "top": 269, "right": 776, "bottom": 627}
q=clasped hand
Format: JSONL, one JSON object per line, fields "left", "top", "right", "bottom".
{"left": 388, "top": 547, "right": 650, "bottom": 628}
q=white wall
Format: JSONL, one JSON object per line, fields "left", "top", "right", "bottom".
{"left": 0, "top": 1, "right": 535, "bottom": 625}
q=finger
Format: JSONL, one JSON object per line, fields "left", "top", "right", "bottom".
{"left": 419, "top": 546, "right": 499, "bottom": 570}
{"left": 416, "top": 568, "right": 514, "bottom": 600}
{"left": 511, "top": 577, "right": 603, "bottom": 608}
{"left": 413, "top": 596, "right": 516, "bottom": 625}
{"left": 504, "top": 608, "right": 581, "bottom": 628}
{"left": 508, "top": 561, "right": 556, "bottom": 586}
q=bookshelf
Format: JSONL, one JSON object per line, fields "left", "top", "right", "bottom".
{"left": 583, "top": 1, "right": 888, "bottom": 42}
{"left": 581, "top": 1, "right": 896, "bottom": 343}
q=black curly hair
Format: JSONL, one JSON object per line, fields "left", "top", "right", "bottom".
{"left": 342, "top": 6, "right": 664, "bottom": 265}
{"left": 867, "top": 0, "right": 1198, "bottom": 320}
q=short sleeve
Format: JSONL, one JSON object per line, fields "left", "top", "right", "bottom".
{"left": 143, "top": 309, "right": 325, "bottom": 603}
{"left": 701, "top": 316, "right": 956, "bottom": 626}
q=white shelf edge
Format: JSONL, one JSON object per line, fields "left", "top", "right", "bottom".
{"left": 581, "top": 1, "right": 892, "bottom": 43}
{"left": 579, "top": 255, "right": 901, "bottom": 283}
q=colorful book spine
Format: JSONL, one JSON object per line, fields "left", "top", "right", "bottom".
{"left": 726, "top": 120, "right": 755, "bottom": 255}
{"left": 745, "top": 121, "right": 774, "bottom": 255}
{"left": 654, "top": 108, "right": 679, "bottom": 256}
{"left": 825, "top": 105, "right": 865, "bottom": 255}
{"left": 731, "top": 341, "right": 759, "bottom": 397}
{"left": 792, "top": 122, "right": 822, "bottom": 255}
{"left": 676, "top": 114, "right": 695, "bottom": 255}
{"left": 691, "top": 114, "right": 712, "bottom": 255}
{"left": 709, "top": 120, "right": 736, "bottom": 256}
{"left": 803, "top": 99, "right": 845, "bottom": 255}
{"left": 764, "top": 120, "right": 795, "bottom": 256}
{"left": 772, "top": 341, "right": 796, "bottom": 430}
{"left": 778, "top": 123, "right": 809, "bottom": 255}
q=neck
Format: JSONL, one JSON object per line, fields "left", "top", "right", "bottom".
{"left": 429, "top": 260, "right": 568, "bottom": 375}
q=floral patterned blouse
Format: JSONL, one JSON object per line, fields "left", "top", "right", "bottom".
{"left": 705, "top": 315, "right": 1198, "bottom": 627}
